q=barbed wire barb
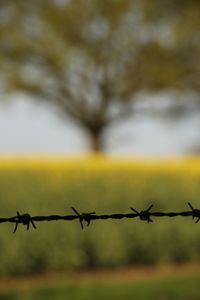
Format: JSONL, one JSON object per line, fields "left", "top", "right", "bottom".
{"left": 188, "top": 202, "right": 200, "bottom": 223}
{"left": 71, "top": 207, "right": 96, "bottom": 229}
{"left": 130, "top": 204, "right": 154, "bottom": 223}
{"left": 13, "top": 212, "right": 36, "bottom": 233}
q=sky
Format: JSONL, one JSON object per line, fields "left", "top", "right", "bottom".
{"left": 0, "top": 95, "right": 199, "bottom": 157}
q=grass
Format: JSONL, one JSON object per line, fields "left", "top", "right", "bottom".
{"left": 0, "top": 266, "right": 199, "bottom": 300}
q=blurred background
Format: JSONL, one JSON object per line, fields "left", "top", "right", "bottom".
{"left": 0, "top": 0, "right": 200, "bottom": 299}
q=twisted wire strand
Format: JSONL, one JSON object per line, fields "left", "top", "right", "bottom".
{"left": 0, "top": 202, "right": 199, "bottom": 233}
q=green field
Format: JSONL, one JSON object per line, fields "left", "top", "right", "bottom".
{"left": 0, "top": 267, "right": 199, "bottom": 300}
{"left": 0, "top": 156, "right": 200, "bottom": 276}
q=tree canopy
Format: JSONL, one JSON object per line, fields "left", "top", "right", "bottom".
{"left": 0, "top": 0, "right": 199, "bottom": 151}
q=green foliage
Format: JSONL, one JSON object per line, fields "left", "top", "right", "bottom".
{"left": 0, "top": 160, "right": 200, "bottom": 275}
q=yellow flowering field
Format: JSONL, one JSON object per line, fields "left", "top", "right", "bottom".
{"left": 0, "top": 155, "right": 200, "bottom": 276}
{"left": 1, "top": 154, "right": 200, "bottom": 171}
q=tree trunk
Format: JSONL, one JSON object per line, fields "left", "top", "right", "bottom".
{"left": 90, "top": 130, "right": 103, "bottom": 152}
{"left": 84, "top": 120, "right": 105, "bottom": 152}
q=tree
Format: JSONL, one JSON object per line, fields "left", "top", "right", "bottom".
{"left": 0, "top": 0, "right": 199, "bottom": 151}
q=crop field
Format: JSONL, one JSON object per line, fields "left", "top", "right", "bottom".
{"left": 0, "top": 155, "right": 200, "bottom": 276}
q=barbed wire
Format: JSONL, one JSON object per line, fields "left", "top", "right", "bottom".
{"left": 0, "top": 202, "right": 199, "bottom": 233}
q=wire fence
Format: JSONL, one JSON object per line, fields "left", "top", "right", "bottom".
{"left": 0, "top": 202, "right": 199, "bottom": 233}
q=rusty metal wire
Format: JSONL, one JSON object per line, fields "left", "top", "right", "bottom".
{"left": 0, "top": 202, "right": 199, "bottom": 233}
